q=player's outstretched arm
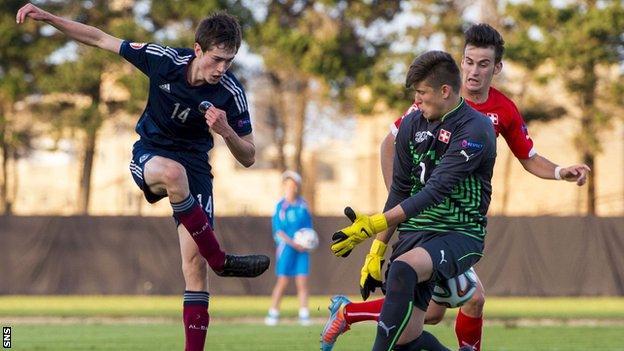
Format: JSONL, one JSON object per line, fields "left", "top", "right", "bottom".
{"left": 519, "top": 154, "right": 591, "bottom": 186}
{"left": 16, "top": 3, "right": 122, "bottom": 54}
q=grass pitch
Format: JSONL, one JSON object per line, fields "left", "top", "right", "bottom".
{"left": 2, "top": 295, "right": 623, "bottom": 350}
{"left": 8, "top": 323, "right": 624, "bottom": 350}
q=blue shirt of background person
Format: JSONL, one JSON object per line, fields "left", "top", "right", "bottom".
{"left": 272, "top": 197, "right": 313, "bottom": 246}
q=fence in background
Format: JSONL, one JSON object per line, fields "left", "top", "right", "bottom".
{"left": 1, "top": 216, "right": 622, "bottom": 296}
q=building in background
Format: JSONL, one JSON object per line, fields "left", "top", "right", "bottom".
{"left": 9, "top": 104, "right": 623, "bottom": 217}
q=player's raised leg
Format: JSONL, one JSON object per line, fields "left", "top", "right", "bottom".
{"left": 144, "top": 156, "right": 227, "bottom": 271}
{"left": 455, "top": 277, "right": 485, "bottom": 351}
{"left": 179, "top": 225, "right": 210, "bottom": 351}
{"left": 143, "top": 155, "right": 269, "bottom": 277}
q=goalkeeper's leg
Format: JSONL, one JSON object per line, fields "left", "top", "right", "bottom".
{"left": 372, "top": 260, "right": 449, "bottom": 351}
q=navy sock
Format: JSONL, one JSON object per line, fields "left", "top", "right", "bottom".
{"left": 372, "top": 261, "right": 418, "bottom": 351}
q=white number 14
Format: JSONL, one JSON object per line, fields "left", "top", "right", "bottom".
{"left": 171, "top": 103, "right": 190, "bottom": 123}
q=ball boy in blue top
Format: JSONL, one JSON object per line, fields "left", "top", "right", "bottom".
{"left": 266, "top": 171, "right": 314, "bottom": 326}
{"left": 17, "top": 3, "right": 269, "bottom": 350}
{"left": 272, "top": 192, "right": 312, "bottom": 277}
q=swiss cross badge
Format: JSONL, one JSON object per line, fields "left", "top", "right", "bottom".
{"left": 438, "top": 129, "right": 451, "bottom": 143}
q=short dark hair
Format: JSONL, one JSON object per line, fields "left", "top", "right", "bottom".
{"left": 405, "top": 50, "right": 461, "bottom": 93}
{"left": 464, "top": 23, "right": 505, "bottom": 63}
{"left": 195, "top": 11, "right": 242, "bottom": 53}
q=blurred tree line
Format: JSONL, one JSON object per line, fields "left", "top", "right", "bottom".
{"left": 0, "top": 0, "right": 622, "bottom": 215}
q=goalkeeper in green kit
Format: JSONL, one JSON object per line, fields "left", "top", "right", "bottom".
{"left": 329, "top": 50, "right": 496, "bottom": 351}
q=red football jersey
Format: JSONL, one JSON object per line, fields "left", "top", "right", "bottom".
{"left": 391, "top": 87, "right": 535, "bottom": 159}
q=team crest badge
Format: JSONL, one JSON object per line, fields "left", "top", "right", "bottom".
{"left": 139, "top": 154, "right": 151, "bottom": 164}
{"left": 130, "top": 42, "right": 146, "bottom": 50}
{"left": 438, "top": 129, "right": 451, "bottom": 144}
{"left": 486, "top": 113, "right": 499, "bottom": 125}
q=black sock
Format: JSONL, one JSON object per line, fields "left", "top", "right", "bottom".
{"left": 372, "top": 261, "right": 418, "bottom": 351}
{"left": 393, "top": 330, "right": 450, "bottom": 351}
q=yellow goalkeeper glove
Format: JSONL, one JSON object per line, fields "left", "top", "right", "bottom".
{"left": 330, "top": 207, "right": 388, "bottom": 258}
{"left": 360, "top": 239, "right": 387, "bottom": 300}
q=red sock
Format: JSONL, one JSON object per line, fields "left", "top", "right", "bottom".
{"left": 455, "top": 308, "right": 483, "bottom": 351}
{"left": 344, "top": 298, "right": 384, "bottom": 324}
{"left": 183, "top": 292, "right": 210, "bottom": 351}
{"left": 173, "top": 196, "right": 226, "bottom": 271}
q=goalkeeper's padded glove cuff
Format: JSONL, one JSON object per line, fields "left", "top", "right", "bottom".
{"left": 370, "top": 239, "right": 387, "bottom": 257}
{"left": 369, "top": 213, "right": 388, "bottom": 234}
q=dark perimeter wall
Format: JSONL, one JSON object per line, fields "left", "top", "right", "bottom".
{"left": 1, "top": 216, "right": 622, "bottom": 296}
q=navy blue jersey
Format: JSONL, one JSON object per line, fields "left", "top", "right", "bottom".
{"left": 118, "top": 41, "right": 252, "bottom": 153}
{"left": 384, "top": 99, "right": 497, "bottom": 240}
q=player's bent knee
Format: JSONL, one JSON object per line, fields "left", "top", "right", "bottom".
{"left": 472, "top": 289, "right": 485, "bottom": 306}
{"left": 469, "top": 282, "right": 485, "bottom": 307}
{"left": 161, "top": 161, "right": 188, "bottom": 187}
{"left": 462, "top": 288, "right": 485, "bottom": 316}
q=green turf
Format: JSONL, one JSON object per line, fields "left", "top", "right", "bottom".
{"left": 1, "top": 295, "right": 623, "bottom": 319}
{"left": 6, "top": 323, "right": 624, "bottom": 350}
{"left": 2, "top": 296, "right": 624, "bottom": 350}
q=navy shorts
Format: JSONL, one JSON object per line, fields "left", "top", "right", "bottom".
{"left": 385, "top": 230, "right": 484, "bottom": 310}
{"left": 129, "top": 140, "right": 215, "bottom": 225}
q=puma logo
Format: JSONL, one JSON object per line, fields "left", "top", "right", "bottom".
{"left": 439, "top": 250, "right": 448, "bottom": 264}
{"left": 377, "top": 321, "right": 396, "bottom": 337}
{"left": 460, "top": 150, "right": 474, "bottom": 162}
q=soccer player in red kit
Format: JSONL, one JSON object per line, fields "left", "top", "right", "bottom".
{"left": 321, "top": 23, "right": 590, "bottom": 351}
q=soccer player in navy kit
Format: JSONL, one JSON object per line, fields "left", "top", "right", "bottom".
{"left": 329, "top": 51, "right": 497, "bottom": 350}
{"left": 17, "top": 3, "right": 269, "bottom": 350}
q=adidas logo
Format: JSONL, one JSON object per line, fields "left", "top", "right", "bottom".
{"left": 159, "top": 83, "right": 171, "bottom": 93}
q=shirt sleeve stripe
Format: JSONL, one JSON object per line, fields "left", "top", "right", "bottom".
{"left": 220, "top": 75, "right": 248, "bottom": 113}
{"left": 222, "top": 75, "right": 248, "bottom": 112}
{"left": 145, "top": 44, "right": 191, "bottom": 65}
